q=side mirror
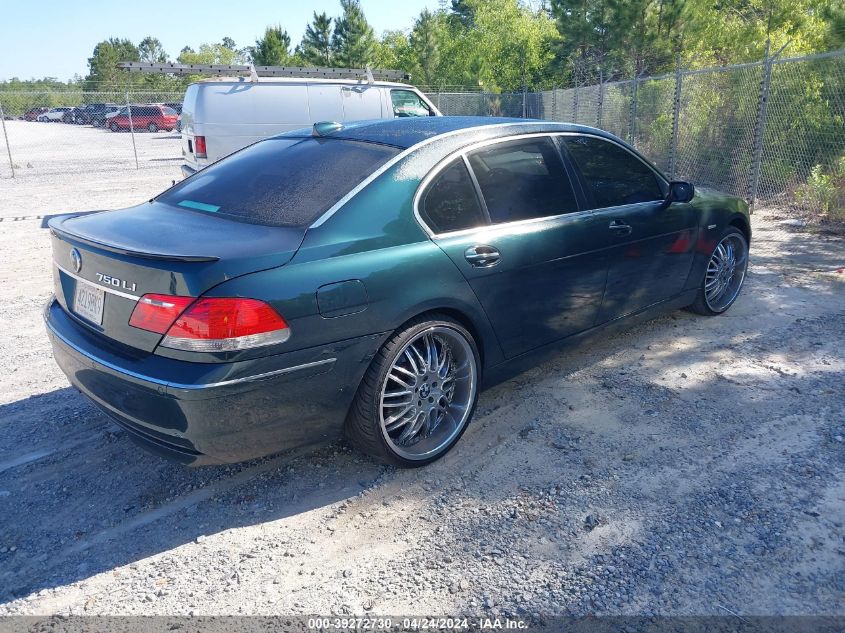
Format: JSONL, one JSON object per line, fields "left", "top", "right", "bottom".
{"left": 667, "top": 181, "right": 695, "bottom": 203}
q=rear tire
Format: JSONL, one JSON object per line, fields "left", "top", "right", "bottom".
{"left": 345, "top": 314, "right": 480, "bottom": 467}
{"left": 688, "top": 226, "right": 748, "bottom": 315}
{"left": 109, "top": 122, "right": 119, "bottom": 132}
{"left": 147, "top": 122, "right": 158, "bottom": 133}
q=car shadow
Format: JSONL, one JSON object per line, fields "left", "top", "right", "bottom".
{"left": 0, "top": 386, "right": 387, "bottom": 602}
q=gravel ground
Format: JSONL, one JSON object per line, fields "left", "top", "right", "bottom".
{"left": 0, "top": 143, "right": 843, "bottom": 617}
{"left": 0, "top": 121, "right": 181, "bottom": 219}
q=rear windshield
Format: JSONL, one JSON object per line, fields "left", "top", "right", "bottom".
{"left": 157, "top": 137, "right": 400, "bottom": 227}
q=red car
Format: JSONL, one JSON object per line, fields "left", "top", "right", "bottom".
{"left": 108, "top": 105, "right": 178, "bottom": 132}
{"left": 23, "top": 107, "right": 49, "bottom": 121}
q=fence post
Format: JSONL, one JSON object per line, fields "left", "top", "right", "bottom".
{"left": 126, "top": 92, "right": 139, "bottom": 170}
{"left": 597, "top": 67, "right": 604, "bottom": 129}
{"left": 668, "top": 55, "right": 683, "bottom": 180}
{"left": 629, "top": 76, "right": 639, "bottom": 146}
{"left": 748, "top": 40, "right": 788, "bottom": 212}
{"left": 0, "top": 101, "right": 15, "bottom": 179}
{"left": 573, "top": 62, "right": 580, "bottom": 124}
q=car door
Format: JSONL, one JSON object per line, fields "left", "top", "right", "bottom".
{"left": 560, "top": 135, "right": 698, "bottom": 323}
{"left": 422, "top": 135, "right": 610, "bottom": 359}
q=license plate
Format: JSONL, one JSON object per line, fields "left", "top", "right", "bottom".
{"left": 73, "top": 280, "right": 105, "bottom": 325}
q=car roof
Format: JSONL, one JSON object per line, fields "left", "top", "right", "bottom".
{"left": 280, "top": 116, "right": 618, "bottom": 150}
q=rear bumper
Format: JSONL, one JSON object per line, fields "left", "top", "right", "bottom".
{"left": 45, "top": 298, "right": 384, "bottom": 465}
{"left": 180, "top": 164, "right": 197, "bottom": 179}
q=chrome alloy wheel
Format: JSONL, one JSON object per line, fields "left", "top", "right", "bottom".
{"left": 378, "top": 326, "right": 477, "bottom": 461}
{"left": 705, "top": 232, "right": 748, "bottom": 312}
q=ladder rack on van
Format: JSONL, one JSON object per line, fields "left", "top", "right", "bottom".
{"left": 117, "top": 62, "right": 409, "bottom": 83}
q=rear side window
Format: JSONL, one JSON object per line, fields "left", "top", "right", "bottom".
{"left": 563, "top": 136, "right": 664, "bottom": 208}
{"left": 157, "top": 138, "right": 400, "bottom": 227}
{"left": 467, "top": 137, "right": 578, "bottom": 224}
{"left": 421, "top": 159, "right": 487, "bottom": 233}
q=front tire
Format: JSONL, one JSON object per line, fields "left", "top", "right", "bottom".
{"left": 147, "top": 122, "right": 158, "bottom": 132}
{"left": 109, "top": 122, "right": 119, "bottom": 132}
{"left": 346, "top": 315, "right": 480, "bottom": 467}
{"left": 688, "top": 227, "right": 748, "bottom": 315}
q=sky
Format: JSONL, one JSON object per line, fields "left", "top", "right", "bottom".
{"left": 0, "top": 0, "right": 442, "bottom": 82}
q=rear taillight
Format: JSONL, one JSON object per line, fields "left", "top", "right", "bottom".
{"left": 162, "top": 297, "right": 289, "bottom": 352}
{"left": 194, "top": 135, "right": 207, "bottom": 158}
{"left": 129, "top": 295, "right": 290, "bottom": 351}
{"left": 129, "top": 294, "right": 195, "bottom": 334}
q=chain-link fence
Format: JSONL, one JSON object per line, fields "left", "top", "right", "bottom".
{"left": 1, "top": 49, "right": 843, "bottom": 219}
{"left": 427, "top": 49, "right": 845, "bottom": 217}
{"left": 0, "top": 90, "right": 185, "bottom": 181}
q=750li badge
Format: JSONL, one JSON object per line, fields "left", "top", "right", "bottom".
{"left": 95, "top": 272, "right": 137, "bottom": 292}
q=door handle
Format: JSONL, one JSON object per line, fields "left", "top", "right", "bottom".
{"left": 464, "top": 245, "right": 501, "bottom": 268}
{"left": 609, "top": 220, "right": 633, "bottom": 236}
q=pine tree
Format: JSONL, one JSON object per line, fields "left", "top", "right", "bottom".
{"left": 331, "top": 0, "right": 376, "bottom": 68}
{"left": 138, "top": 36, "right": 168, "bottom": 63}
{"left": 450, "top": 0, "right": 475, "bottom": 27}
{"left": 411, "top": 9, "right": 442, "bottom": 87}
{"left": 251, "top": 26, "right": 291, "bottom": 66}
{"left": 302, "top": 12, "right": 333, "bottom": 65}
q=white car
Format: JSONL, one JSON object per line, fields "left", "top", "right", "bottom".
{"left": 37, "top": 107, "right": 73, "bottom": 122}
{"left": 179, "top": 77, "right": 440, "bottom": 177}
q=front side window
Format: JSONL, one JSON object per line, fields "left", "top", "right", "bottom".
{"left": 467, "top": 137, "right": 579, "bottom": 224}
{"left": 157, "top": 137, "right": 400, "bottom": 227}
{"left": 421, "top": 159, "right": 487, "bottom": 233}
{"left": 391, "top": 90, "right": 432, "bottom": 118}
{"left": 562, "top": 136, "right": 665, "bottom": 208}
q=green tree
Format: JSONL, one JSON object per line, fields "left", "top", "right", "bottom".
{"left": 332, "top": 0, "right": 377, "bottom": 67}
{"left": 177, "top": 41, "right": 247, "bottom": 65}
{"left": 550, "top": 0, "right": 618, "bottom": 65}
{"left": 820, "top": 0, "right": 845, "bottom": 48}
{"left": 138, "top": 36, "right": 168, "bottom": 63}
{"left": 410, "top": 9, "right": 444, "bottom": 87}
{"left": 372, "top": 30, "right": 414, "bottom": 72}
{"left": 302, "top": 12, "right": 333, "bottom": 65}
{"left": 439, "top": 0, "right": 557, "bottom": 91}
{"left": 83, "top": 38, "right": 140, "bottom": 91}
{"left": 251, "top": 26, "right": 292, "bottom": 66}
{"left": 450, "top": 0, "right": 476, "bottom": 27}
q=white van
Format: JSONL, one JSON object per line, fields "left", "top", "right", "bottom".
{"left": 179, "top": 77, "right": 440, "bottom": 177}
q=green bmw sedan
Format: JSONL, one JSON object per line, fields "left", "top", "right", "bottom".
{"left": 45, "top": 117, "right": 751, "bottom": 467}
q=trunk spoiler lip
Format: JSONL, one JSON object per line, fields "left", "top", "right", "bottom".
{"left": 48, "top": 215, "right": 220, "bottom": 263}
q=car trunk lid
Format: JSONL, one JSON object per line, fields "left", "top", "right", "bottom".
{"left": 49, "top": 201, "right": 306, "bottom": 353}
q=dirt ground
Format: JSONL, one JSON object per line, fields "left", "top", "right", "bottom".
{"left": 0, "top": 146, "right": 843, "bottom": 618}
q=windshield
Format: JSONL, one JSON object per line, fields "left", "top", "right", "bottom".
{"left": 157, "top": 137, "right": 401, "bottom": 227}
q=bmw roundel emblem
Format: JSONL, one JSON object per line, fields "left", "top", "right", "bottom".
{"left": 70, "top": 248, "right": 82, "bottom": 273}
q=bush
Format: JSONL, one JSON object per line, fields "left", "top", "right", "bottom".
{"left": 795, "top": 157, "right": 845, "bottom": 220}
